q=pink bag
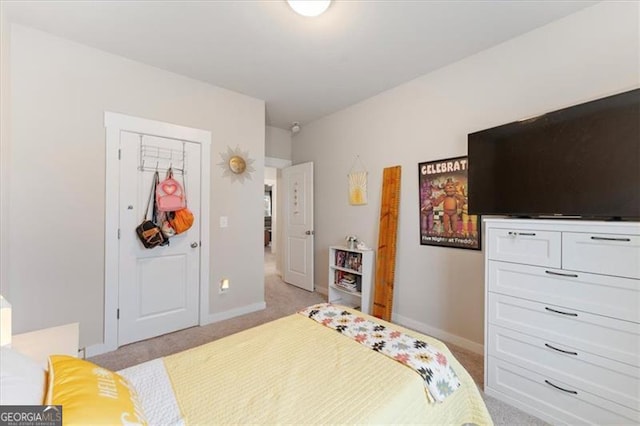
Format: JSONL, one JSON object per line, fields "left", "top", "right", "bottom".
{"left": 156, "top": 168, "right": 185, "bottom": 212}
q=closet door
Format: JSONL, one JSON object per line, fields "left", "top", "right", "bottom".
{"left": 117, "top": 132, "right": 201, "bottom": 346}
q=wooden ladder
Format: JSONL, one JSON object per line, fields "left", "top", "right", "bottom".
{"left": 372, "top": 165, "right": 401, "bottom": 321}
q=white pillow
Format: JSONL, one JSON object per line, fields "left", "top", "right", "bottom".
{"left": 0, "top": 346, "right": 46, "bottom": 405}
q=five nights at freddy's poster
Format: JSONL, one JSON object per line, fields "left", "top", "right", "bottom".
{"left": 418, "top": 156, "right": 480, "bottom": 250}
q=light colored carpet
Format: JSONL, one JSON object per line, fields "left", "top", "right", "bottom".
{"left": 90, "top": 247, "right": 547, "bottom": 425}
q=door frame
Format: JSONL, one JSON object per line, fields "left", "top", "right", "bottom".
{"left": 92, "top": 112, "right": 211, "bottom": 356}
{"left": 265, "top": 157, "right": 291, "bottom": 274}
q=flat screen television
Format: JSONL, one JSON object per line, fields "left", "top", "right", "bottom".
{"left": 468, "top": 88, "right": 640, "bottom": 219}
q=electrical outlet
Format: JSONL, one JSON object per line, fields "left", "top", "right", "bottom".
{"left": 220, "top": 216, "right": 228, "bottom": 228}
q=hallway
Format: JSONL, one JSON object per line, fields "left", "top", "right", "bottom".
{"left": 264, "top": 246, "right": 324, "bottom": 315}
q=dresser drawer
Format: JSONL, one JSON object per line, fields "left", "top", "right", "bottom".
{"left": 488, "top": 293, "right": 640, "bottom": 366}
{"left": 563, "top": 232, "right": 640, "bottom": 279}
{"left": 487, "top": 228, "right": 561, "bottom": 268}
{"left": 488, "top": 325, "right": 640, "bottom": 411}
{"left": 487, "top": 357, "right": 640, "bottom": 426}
{"left": 488, "top": 261, "right": 640, "bottom": 322}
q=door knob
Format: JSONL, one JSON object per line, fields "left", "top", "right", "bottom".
{"left": 305, "top": 230, "right": 315, "bottom": 235}
{"left": 191, "top": 242, "right": 199, "bottom": 248}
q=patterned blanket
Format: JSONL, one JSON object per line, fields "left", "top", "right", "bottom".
{"left": 299, "top": 303, "right": 461, "bottom": 403}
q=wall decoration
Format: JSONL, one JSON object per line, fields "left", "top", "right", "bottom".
{"left": 418, "top": 156, "right": 480, "bottom": 250}
{"left": 218, "top": 146, "right": 255, "bottom": 183}
{"left": 292, "top": 181, "right": 300, "bottom": 215}
{"left": 348, "top": 171, "right": 368, "bottom": 205}
{"left": 348, "top": 155, "right": 367, "bottom": 205}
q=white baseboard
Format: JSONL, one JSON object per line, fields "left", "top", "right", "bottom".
{"left": 85, "top": 301, "right": 267, "bottom": 358}
{"left": 84, "top": 341, "right": 117, "bottom": 358}
{"left": 392, "top": 313, "right": 484, "bottom": 355}
{"left": 201, "top": 301, "right": 266, "bottom": 325}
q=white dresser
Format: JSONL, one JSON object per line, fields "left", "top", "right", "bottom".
{"left": 484, "top": 218, "right": 640, "bottom": 425}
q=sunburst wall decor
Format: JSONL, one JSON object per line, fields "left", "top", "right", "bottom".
{"left": 348, "top": 155, "right": 368, "bottom": 205}
{"left": 218, "top": 146, "right": 255, "bottom": 183}
{"left": 348, "top": 171, "right": 368, "bottom": 205}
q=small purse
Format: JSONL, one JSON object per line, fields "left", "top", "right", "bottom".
{"left": 136, "top": 171, "right": 167, "bottom": 249}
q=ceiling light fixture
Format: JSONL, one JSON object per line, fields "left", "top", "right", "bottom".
{"left": 287, "top": 0, "right": 331, "bottom": 17}
{"left": 291, "top": 122, "right": 301, "bottom": 134}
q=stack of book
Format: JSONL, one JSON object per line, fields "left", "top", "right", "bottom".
{"left": 336, "top": 273, "right": 358, "bottom": 292}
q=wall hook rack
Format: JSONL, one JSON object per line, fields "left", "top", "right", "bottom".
{"left": 137, "top": 135, "right": 186, "bottom": 175}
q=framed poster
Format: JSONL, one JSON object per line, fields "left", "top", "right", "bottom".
{"left": 418, "top": 156, "right": 480, "bottom": 250}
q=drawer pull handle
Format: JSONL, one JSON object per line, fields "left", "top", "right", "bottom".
{"left": 545, "top": 343, "right": 578, "bottom": 356}
{"left": 545, "top": 270, "right": 578, "bottom": 278}
{"left": 545, "top": 307, "right": 578, "bottom": 317}
{"left": 507, "top": 231, "right": 536, "bottom": 237}
{"left": 590, "top": 236, "right": 631, "bottom": 242}
{"left": 545, "top": 379, "right": 578, "bottom": 395}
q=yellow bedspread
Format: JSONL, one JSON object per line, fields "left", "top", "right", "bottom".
{"left": 163, "top": 308, "right": 492, "bottom": 425}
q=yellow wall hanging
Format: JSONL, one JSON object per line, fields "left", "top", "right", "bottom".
{"left": 348, "top": 155, "right": 368, "bottom": 205}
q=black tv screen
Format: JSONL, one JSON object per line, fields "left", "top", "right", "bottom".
{"left": 468, "top": 88, "right": 640, "bottom": 219}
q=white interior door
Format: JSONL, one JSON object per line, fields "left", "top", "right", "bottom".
{"left": 283, "top": 162, "right": 314, "bottom": 291}
{"left": 118, "top": 132, "right": 201, "bottom": 346}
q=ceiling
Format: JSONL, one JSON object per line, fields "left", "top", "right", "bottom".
{"left": 2, "top": 1, "right": 597, "bottom": 130}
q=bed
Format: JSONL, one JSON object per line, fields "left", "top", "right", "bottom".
{"left": 120, "top": 305, "right": 492, "bottom": 425}
{"left": 2, "top": 304, "right": 492, "bottom": 425}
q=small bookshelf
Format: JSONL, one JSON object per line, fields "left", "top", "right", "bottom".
{"left": 328, "top": 246, "right": 374, "bottom": 314}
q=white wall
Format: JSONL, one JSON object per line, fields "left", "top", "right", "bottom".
{"left": 0, "top": 12, "right": 11, "bottom": 299}
{"left": 264, "top": 167, "right": 277, "bottom": 180}
{"left": 292, "top": 2, "right": 640, "bottom": 350}
{"left": 5, "top": 24, "right": 266, "bottom": 348}
{"left": 265, "top": 125, "right": 292, "bottom": 161}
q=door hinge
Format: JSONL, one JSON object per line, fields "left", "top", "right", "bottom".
{"left": 118, "top": 149, "right": 121, "bottom": 160}
{"left": 117, "top": 309, "right": 120, "bottom": 320}
{"left": 117, "top": 229, "right": 121, "bottom": 239}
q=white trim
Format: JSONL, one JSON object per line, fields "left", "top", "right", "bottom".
{"left": 198, "top": 141, "right": 211, "bottom": 328}
{"left": 265, "top": 157, "right": 292, "bottom": 169}
{"left": 200, "top": 301, "right": 266, "bottom": 325}
{"left": 103, "top": 126, "right": 120, "bottom": 353}
{"left": 264, "top": 157, "right": 291, "bottom": 276}
{"left": 392, "top": 313, "right": 484, "bottom": 355}
{"left": 103, "top": 111, "right": 211, "bottom": 352}
{"left": 105, "top": 112, "right": 211, "bottom": 143}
